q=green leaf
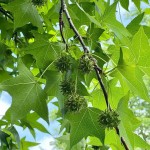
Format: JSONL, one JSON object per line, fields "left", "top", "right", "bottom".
{"left": 24, "top": 33, "right": 65, "bottom": 69}
{"left": 8, "top": 126, "right": 20, "bottom": 149}
{"left": 88, "top": 137, "right": 102, "bottom": 146}
{"left": 44, "top": 70, "right": 62, "bottom": 96}
{"left": 0, "top": 42, "right": 14, "bottom": 70}
{"left": 0, "top": 70, "right": 11, "bottom": 83}
{"left": 0, "top": 0, "right": 13, "bottom": 3}
{"left": 108, "top": 78, "right": 129, "bottom": 109}
{"left": 0, "top": 17, "right": 13, "bottom": 39}
{"left": 132, "top": 0, "right": 140, "bottom": 10}
{"left": 0, "top": 61, "right": 48, "bottom": 123}
{"left": 143, "top": 26, "right": 150, "bottom": 38}
{"left": 105, "top": 130, "right": 124, "bottom": 150}
{"left": 102, "top": 2, "right": 131, "bottom": 45}
{"left": 69, "top": 3, "right": 95, "bottom": 28}
{"left": 0, "top": 130, "right": 10, "bottom": 148}
{"left": 22, "top": 112, "right": 50, "bottom": 134}
{"left": 117, "top": 49, "right": 149, "bottom": 101}
{"left": 89, "top": 89, "right": 106, "bottom": 110}
{"left": 21, "top": 137, "right": 39, "bottom": 150}
{"left": 120, "top": 0, "right": 129, "bottom": 11}
{"left": 117, "top": 93, "right": 141, "bottom": 150}
{"left": 56, "top": 133, "right": 85, "bottom": 150}
{"left": 21, "top": 120, "right": 36, "bottom": 138}
{"left": 87, "top": 25, "right": 104, "bottom": 50}
{"left": 118, "top": 65, "right": 149, "bottom": 100}
{"left": 77, "top": 81, "right": 89, "bottom": 96}
{"left": 127, "top": 13, "right": 144, "bottom": 35}
{"left": 142, "top": 0, "right": 149, "bottom": 3}
{"left": 130, "top": 27, "right": 150, "bottom": 76}
{"left": 84, "top": 71, "right": 95, "bottom": 87}
{"left": 133, "top": 133, "right": 150, "bottom": 149}
{"left": 76, "top": 3, "right": 101, "bottom": 27}
{"left": 69, "top": 45, "right": 83, "bottom": 60}
{"left": 5, "top": 0, "right": 43, "bottom": 30}
{"left": 66, "top": 107, "right": 105, "bottom": 148}
{"left": 0, "top": 120, "right": 7, "bottom": 126}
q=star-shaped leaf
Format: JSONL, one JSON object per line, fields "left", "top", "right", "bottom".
{"left": 117, "top": 92, "right": 150, "bottom": 150}
{"left": 5, "top": 0, "right": 43, "bottom": 30}
{"left": 24, "top": 33, "right": 65, "bottom": 69}
{"left": 0, "top": 61, "right": 48, "bottom": 123}
{"left": 117, "top": 49, "right": 149, "bottom": 101}
{"left": 130, "top": 27, "right": 150, "bottom": 76}
{"left": 115, "top": 28, "right": 150, "bottom": 101}
{"left": 66, "top": 107, "right": 105, "bottom": 148}
{"left": 102, "top": 2, "right": 131, "bottom": 45}
{"left": 127, "top": 13, "right": 144, "bottom": 35}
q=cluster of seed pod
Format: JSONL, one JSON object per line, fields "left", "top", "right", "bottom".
{"left": 54, "top": 53, "right": 90, "bottom": 112}
{"left": 55, "top": 53, "right": 120, "bottom": 127}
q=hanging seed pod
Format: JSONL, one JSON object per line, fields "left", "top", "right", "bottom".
{"left": 78, "top": 54, "right": 94, "bottom": 74}
{"left": 60, "top": 79, "right": 75, "bottom": 95}
{"left": 65, "top": 94, "right": 87, "bottom": 112}
{"left": 55, "top": 55, "right": 71, "bottom": 72}
{"left": 98, "top": 110, "right": 120, "bottom": 129}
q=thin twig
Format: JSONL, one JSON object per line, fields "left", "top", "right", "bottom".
{"left": 105, "top": 67, "right": 117, "bottom": 75}
{"left": 62, "top": 3, "right": 88, "bottom": 53}
{"left": 0, "top": 6, "right": 13, "bottom": 21}
{"left": 115, "top": 127, "right": 129, "bottom": 150}
{"left": 94, "top": 66, "right": 110, "bottom": 110}
{"left": 59, "top": 0, "right": 68, "bottom": 49}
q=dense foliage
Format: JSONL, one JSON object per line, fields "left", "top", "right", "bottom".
{"left": 0, "top": 0, "right": 150, "bottom": 149}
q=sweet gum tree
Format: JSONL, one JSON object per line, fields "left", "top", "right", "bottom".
{"left": 0, "top": 0, "right": 150, "bottom": 149}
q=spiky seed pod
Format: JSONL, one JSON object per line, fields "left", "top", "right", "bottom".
{"left": 79, "top": 54, "right": 94, "bottom": 74}
{"left": 98, "top": 110, "right": 120, "bottom": 129}
{"left": 65, "top": 94, "right": 87, "bottom": 112}
{"left": 32, "top": 0, "right": 46, "bottom": 6}
{"left": 60, "top": 79, "right": 75, "bottom": 95}
{"left": 55, "top": 56, "right": 71, "bottom": 72}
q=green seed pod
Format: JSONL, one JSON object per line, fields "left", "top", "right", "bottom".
{"left": 98, "top": 110, "right": 120, "bottom": 129}
{"left": 65, "top": 94, "right": 87, "bottom": 112}
{"left": 79, "top": 54, "right": 94, "bottom": 74}
{"left": 60, "top": 79, "right": 75, "bottom": 95}
{"left": 32, "top": 0, "right": 46, "bottom": 6}
{"left": 55, "top": 56, "right": 71, "bottom": 72}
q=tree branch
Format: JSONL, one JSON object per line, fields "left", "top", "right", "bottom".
{"left": 59, "top": 0, "right": 68, "bottom": 49}
{"left": 115, "top": 127, "right": 129, "bottom": 150}
{"left": 59, "top": 1, "right": 129, "bottom": 150}
{"left": 61, "top": 2, "right": 88, "bottom": 53}
{"left": 94, "top": 66, "right": 110, "bottom": 109}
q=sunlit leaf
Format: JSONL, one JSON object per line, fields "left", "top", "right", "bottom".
{"left": 5, "top": 0, "right": 43, "bottom": 30}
